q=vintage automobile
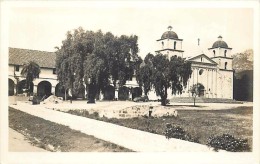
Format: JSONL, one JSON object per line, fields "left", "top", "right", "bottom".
{"left": 133, "top": 95, "right": 149, "bottom": 102}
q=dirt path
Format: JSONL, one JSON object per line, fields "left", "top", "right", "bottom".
{"left": 9, "top": 128, "right": 48, "bottom": 152}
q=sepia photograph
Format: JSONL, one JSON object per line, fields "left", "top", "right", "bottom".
{"left": 1, "top": 0, "right": 259, "bottom": 164}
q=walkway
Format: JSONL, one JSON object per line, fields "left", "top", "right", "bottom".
{"left": 10, "top": 102, "right": 218, "bottom": 152}
{"left": 9, "top": 128, "right": 48, "bottom": 152}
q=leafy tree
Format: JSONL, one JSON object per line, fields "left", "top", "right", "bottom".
{"left": 136, "top": 53, "right": 154, "bottom": 96}
{"left": 56, "top": 27, "right": 96, "bottom": 99}
{"left": 136, "top": 53, "right": 192, "bottom": 106}
{"left": 190, "top": 83, "right": 205, "bottom": 106}
{"left": 190, "top": 84, "right": 199, "bottom": 106}
{"left": 56, "top": 27, "right": 141, "bottom": 102}
{"left": 109, "top": 35, "right": 140, "bottom": 88}
{"left": 21, "top": 61, "right": 41, "bottom": 96}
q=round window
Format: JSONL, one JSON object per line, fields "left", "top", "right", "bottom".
{"left": 199, "top": 69, "right": 204, "bottom": 75}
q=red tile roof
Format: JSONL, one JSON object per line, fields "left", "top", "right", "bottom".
{"left": 9, "top": 47, "right": 56, "bottom": 68}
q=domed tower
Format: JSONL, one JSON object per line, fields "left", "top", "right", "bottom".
{"left": 208, "top": 36, "right": 233, "bottom": 99}
{"left": 208, "top": 36, "right": 233, "bottom": 70}
{"left": 155, "top": 26, "right": 184, "bottom": 58}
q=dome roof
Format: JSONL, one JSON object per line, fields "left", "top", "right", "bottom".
{"left": 161, "top": 31, "right": 179, "bottom": 39}
{"left": 212, "top": 36, "right": 229, "bottom": 48}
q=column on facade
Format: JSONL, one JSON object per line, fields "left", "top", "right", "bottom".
{"left": 33, "top": 85, "right": 37, "bottom": 96}
{"left": 211, "top": 69, "right": 214, "bottom": 98}
{"left": 206, "top": 69, "right": 209, "bottom": 98}
{"left": 196, "top": 68, "right": 199, "bottom": 84}
{"left": 51, "top": 86, "right": 55, "bottom": 95}
{"left": 215, "top": 69, "right": 218, "bottom": 98}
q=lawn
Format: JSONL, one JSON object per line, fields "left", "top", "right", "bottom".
{"left": 9, "top": 107, "right": 132, "bottom": 152}
{"left": 66, "top": 106, "right": 253, "bottom": 151}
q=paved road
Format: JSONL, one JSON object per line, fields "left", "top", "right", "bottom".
{"left": 10, "top": 102, "right": 216, "bottom": 152}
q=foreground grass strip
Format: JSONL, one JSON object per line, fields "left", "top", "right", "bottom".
{"left": 9, "top": 107, "right": 132, "bottom": 152}
{"left": 65, "top": 106, "right": 252, "bottom": 152}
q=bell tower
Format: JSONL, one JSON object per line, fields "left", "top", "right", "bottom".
{"left": 155, "top": 26, "right": 184, "bottom": 58}
{"left": 208, "top": 36, "right": 233, "bottom": 71}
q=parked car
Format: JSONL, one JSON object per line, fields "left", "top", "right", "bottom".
{"left": 133, "top": 95, "right": 149, "bottom": 102}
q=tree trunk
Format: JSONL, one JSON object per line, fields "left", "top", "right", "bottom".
{"left": 161, "top": 86, "right": 168, "bottom": 106}
{"left": 193, "top": 97, "right": 196, "bottom": 107}
{"left": 27, "top": 81, "right": 30, "bottom": 97}
{"left": 87, "top": 83, "right": 96, "bottom": 104}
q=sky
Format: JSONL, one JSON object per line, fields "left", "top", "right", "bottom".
{"left": 8, "top": 2, "right": 254, "bottom": 59}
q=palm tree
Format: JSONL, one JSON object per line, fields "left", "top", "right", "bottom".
{"left": 21, "top": 61, "right": 41, "bottom": 96}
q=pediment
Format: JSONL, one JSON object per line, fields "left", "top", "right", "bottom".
{"left": 186, "top": 54, "right": 217, "bottom": 65}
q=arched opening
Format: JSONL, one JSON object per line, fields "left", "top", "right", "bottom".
{"left": 55, "top": 83, "right": 66, "bottom": 99}
{"left": 131, "top": 87, "right": 142, "bottom": 100}
{"left": 225, "top": 62, "right": 227, "bottom": 69}
{"left": 213, "top": 50, "right": 215, "bottom": 56}
{"left": 17, "top": 80, "right": 34, "bottom": 95}
{"left": 197, "top": 83, "right": 205, "bottom": 97}
{"left": 37, "top": 81, "right": 52, "bottom": 98}
{"left": 75, "top": 84, "right": 86, "bottom": 99}
{"left": 103, "top": 85, "right": 115, "bottom": 100}
{"left": 174, "top": 41, "right": 176, "bottom": 50}
{"left": 224, "top": 50, "right": 227, "bottom": 57}
{"left": 118, "top": 86, "right": 129, "bottom": 100}
{"left": 161, "top": 41, "right": 164, "bottom": 48}
{"left": 8, "top": 79, "right": 15, "bottom": 96}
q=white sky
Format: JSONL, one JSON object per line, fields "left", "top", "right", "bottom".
{"left": 8, "top": 2, "right": 254, "bottom": 59}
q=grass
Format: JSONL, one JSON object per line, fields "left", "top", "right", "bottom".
{"left": 9, "top": 107, "right": 132, "bottom": 152}
{"left": 65, "top": 106, "right": 253, "bottom": 151}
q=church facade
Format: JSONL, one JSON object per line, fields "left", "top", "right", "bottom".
{"left": 152, "top": 26, "right": 233, "bottom": 99}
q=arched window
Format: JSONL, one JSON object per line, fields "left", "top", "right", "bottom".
{"left": 213, "top": 50, "right": 215, "bottom": 56}
{"left": 225, "top": 62, "right": 227, "bottom": 69}
{"left": 162, "top": 41, "right": 164, "bottom": 48}
{"left": 201, "top": 57, "right": 203, "bottom": 62}
{"left": 174, "top": 41, "right": 176, "bottom": 50}
{"left": 224, "top": 50, "right": 227, "bottom": 57}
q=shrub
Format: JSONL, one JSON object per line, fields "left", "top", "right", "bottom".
{"left": 89, "top": 111, "right": 99, "bottom": 118}
{"left": 207, "top": 134, "right": 250, "bottom": 152}
{"left": 164, "top": 123, "right": 199, "bottom": 143}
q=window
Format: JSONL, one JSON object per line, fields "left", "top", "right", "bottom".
{"left": 174, "top": 41, "right": 176, "bottom": 50}
{"left": 213, "top": 50, "right": 215, "bottom": 56}
{"left": 199, "top": 69, "right": 204, "bottom": 75}
{"left": 224, "top": 50, "right": 227, "bottom": 57}
{"left": 224, "top": 62, "right": 227, "bottom": 69}
{"left": 53, "top": 68, "right": 56, "bottom": 74}
{"left": 162, "top": 41, "right": 164, "bottom": 48}
{"left": 15, "top": 65, "right": 19, "bottom": 72}
{"left": 200, "top": 57, "right": 203, "bottom": 62}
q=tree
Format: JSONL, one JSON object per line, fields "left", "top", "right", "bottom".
{"left": 56, "top": 27, "right": 141, "bottom": 102}
{"left": 21, "top": 61, "right": 41, "bottom": 96}
{"left": 136, "top": 53, "right": 192, "bottom": 106}
{"left": 56, "top": 27, "right": 96, "bottom": 100}
{"left": 136, "top": 53, "right": 154, "bottom": 96}
{"left": 152, "top": 54, "right": 171, "bottom": 106}
{"left": 190, "top": 84, "right": 199, "bottom": 106}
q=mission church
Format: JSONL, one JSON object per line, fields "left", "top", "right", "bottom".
{"left": 151, "top": 26, "right": 233, "bottom": 99}
{"left": 8, "top": 26, "right": 233, "bottom": 100}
